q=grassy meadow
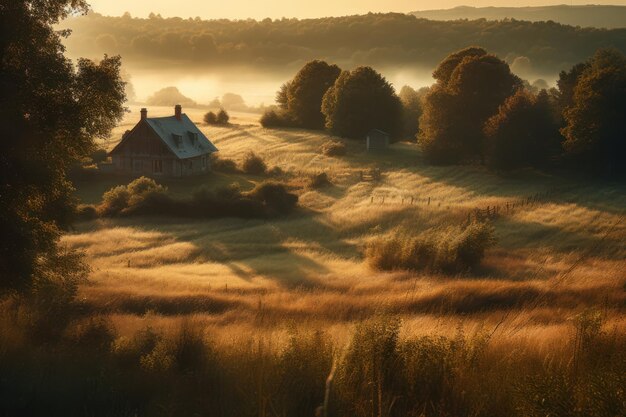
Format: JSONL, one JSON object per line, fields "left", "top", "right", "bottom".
{"left": 3, "top": 105, "right": 617, "bottom": 416}
{"left": 65, "top": 106, "right": 626, "bottom": 346}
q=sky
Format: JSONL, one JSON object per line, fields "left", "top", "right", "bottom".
{"left": 88, "top": 1, "right": 626, "bottom": 20}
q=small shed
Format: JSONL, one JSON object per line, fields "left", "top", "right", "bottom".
{"left": 366, "top": 129, "right": 390, "bottom": 152}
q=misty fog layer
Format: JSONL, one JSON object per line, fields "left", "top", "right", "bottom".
{"left": 58, "top": 12, "right": 626, "bottom": 105}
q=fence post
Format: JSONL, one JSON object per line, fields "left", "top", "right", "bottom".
{"left": 370, "top": 196, "right": 373, "bottom": 204}
{"left": 427, "top": 197, "right": 430, "bottom": 206}
{"left": 411, "top": 197, "right": 414, "bottom": 205}
{"left": 382, "top": 196, "right": 385, "bottom": 204}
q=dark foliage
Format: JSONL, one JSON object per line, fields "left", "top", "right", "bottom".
{"left": 322, "top": 66, "right": 402, "bottom": 139}
{"left": 217, "top": 109, "right": 230, "bottom": 124}
{"left": 419, "top": 47, "right": 522, "bottom": 164}
{"left": 260, "top": 108, "right": 295, "bottom": 128}
{"left": 98, "top": 177, "right": 297, "bottom": 219}
{"left": 241, "top": 152, "right": 267, "bottom": 175}
{"left": 210, "top": 154, "right": 239, "bottom": 173}
{"left": 60, "top": 13, "right": 626, "bottom": 76}
{"left": 204, "top": 111, "right": 217, "bottom": 124}
{"left": 484, "top": 89, "right": 562, "bottom": 170}
{"left": 399, "top": 85, "right": 428, "bottom": 140}
{"left": 561, "top": 49, "right": 626, "bottom": 176}
{"left": 0, "top": 1, "right": 125, "bottom": 292}
{"left": 284, "top": 60, "right": 342, "bottom": 129}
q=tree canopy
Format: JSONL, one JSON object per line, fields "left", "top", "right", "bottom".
{"left": 58, "top": 12, "right": 626, "bottom": 76}
{"left": 321, "top": 66, "right": 402, "bottom": 139}
{"left": 561, "top": 49, "right": 626, "bottom": 176}
{"left": 285, "top": 60, "right": 341, "bottom": 129}
{"left": 419, "top": 48, "right": 522, "bottom": 163}
{"left": 484, "top": 89, "right": 562, "bottom": 170}
{"left": 0, "top": 1, "right": 126, "bottom": 292}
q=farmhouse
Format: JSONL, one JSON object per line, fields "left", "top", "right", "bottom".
{"left": 366, "top": 129, "right": 390, "bottom": 152}
{"left": 109, "top": 105, "right": 218, "bottom": 177}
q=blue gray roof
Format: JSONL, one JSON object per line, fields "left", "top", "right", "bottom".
{"left": 145, "top": 114, "right": 218, "bottom": 159}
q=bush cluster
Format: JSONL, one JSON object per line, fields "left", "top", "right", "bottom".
{"left": 307, "top": 172, "right": 332, "bottom": 189}
{"left": 241, "top": 152, "right": 267, "bottom": 175}
{"left": 259, "top": 108, "right": 295, "bottom": 128}
{"left": 97, "top": 177, "right": 297, "bottom": 219}
{"left": 204, "top": 109, "right": 230, "bottom": 125}
{"left": 366, "top": 221, "right": 496, "bottom": 273}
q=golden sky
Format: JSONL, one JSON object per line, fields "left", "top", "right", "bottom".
{"left": 88, "top": 0, "right": 626, "bottom": 20}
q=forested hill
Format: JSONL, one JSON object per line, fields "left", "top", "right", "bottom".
{"left": 59, "top": 12, "right": 626, "bottom": 75}
{"left": 411, "top": 5, "right": 626, "bottom": 29}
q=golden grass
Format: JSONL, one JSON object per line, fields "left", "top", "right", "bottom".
{"left": 63, "top": 112, "right": 626, "bottom": 350}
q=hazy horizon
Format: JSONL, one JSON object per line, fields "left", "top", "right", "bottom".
{"left": 87, "top": 1, "right": 626, "bottom": 20}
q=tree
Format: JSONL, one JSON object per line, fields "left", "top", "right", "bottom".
{"left": 398, "top": 85, "right": 428, "bottom": 139}
{"left": 419, "top": 48, "right": 522, "bottom": 163}
{"left": 321, "top": 66, "right": 402, "bottom": 139}
{"left": 146, "top": 86, "right": 197, "bottom": 107}
{"left": 276, "top": 81, "right": 292, "bottom": 110}
{"left": 217, "top": 109, "right": 230, "bottom": 124}
{"left": 484, "top": 89, "right": 562, "bottom": 170}
{"left": 0, "top": 1, "right": 126, "bottom": 292}
{"left": 204, "top": 111, "right": 217, "bottom": 124}
{"left": 561, "top": 49, "right": 626, "bottom": 176}
{"left": 556, "top": 62, "right": 590, "bottom": 114}
{"left": 285, "top": 60, "right": 341, "bottom": 129}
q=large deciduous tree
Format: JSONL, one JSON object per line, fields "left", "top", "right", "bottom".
{"left": 321, "top": 66, "right": 402, "bottom": 139}
{"left": 0, "top": 1, "right": 126, "bottom": 293}
{"left": 419, "top": 47, "right": 522, "bottom": 164}
{"left": 484, "top": 90, "right": 562, "bottom": 170}
{"left": 561, "top": 49, "right": 626, "bottom": 176}
{"left": 286, "top": 60, "right": 341, "bottom": 129}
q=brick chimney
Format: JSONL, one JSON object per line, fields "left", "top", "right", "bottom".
{"left": 175, "top": 104, "right": 182, "bottom": 121}
{"left": 140, "top": 108, "right": 147, "bottom": 120}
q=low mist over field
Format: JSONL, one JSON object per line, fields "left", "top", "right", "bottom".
{"left": 57, "top": 10, "right": 626, "bottom": 105}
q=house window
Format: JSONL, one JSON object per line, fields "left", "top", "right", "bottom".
{"left": 152, "top": 159, "right": 163, "bottom": 174}
{"left": 201, "top": 156, "right": 207, "bottom": 169}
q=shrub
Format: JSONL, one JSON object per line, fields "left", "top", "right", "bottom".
{"left": 97, "top": 180, "right": 297, "bottom": 219}
{"left": 366, "top": 221, "right": 496, "bottom": 273}
{"left": 216, "top": 109, "right": 230, "bottom": 124}
{"left": 75, "top": 204, "right": 98, "bottom": 221}
{"left": 210, "top": 153, "right": 239, "bottom": 173}
{"left": 241, "top": 152, "right": 267, "bottom": 175}
{"left": 203, "top": 111, "right": 217, "bottom": 124}
{"left": 246, "top": 181, "right": 298, "bottom": 215}
{"left": 320, "top": 140, "right": 346, "bottom": 156}
{"left": 267, "top": 166, "right": 284, "bottom": 177}
{"left": 260, "top": 108, "right": 294, "bottom": 128}
{"left": 98, "top": 177, "right": 166, "bottom": 216}
{"left": 308, "top": 172, "right": 332, "bottom": 189}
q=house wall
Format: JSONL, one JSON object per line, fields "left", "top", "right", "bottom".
{"left": 109, "top": 121, "right": 211, "bottom": 177}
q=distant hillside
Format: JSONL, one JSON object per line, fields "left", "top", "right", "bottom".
{"left": 59, "top": 12, "right": 626, "bottom": 78}
{"left": 411, "top": 5, "right": 626, "bottom": 29}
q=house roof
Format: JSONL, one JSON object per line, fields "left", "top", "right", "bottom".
{"left": 110, "top": 113, "right": 218, "bottom": 159}
{"left": 145, "top": 114, "right": 218, "bottom": 159}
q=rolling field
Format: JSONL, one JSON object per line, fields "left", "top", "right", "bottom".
{"left": 66, "top": 106, "right": 626, "bottom": 350}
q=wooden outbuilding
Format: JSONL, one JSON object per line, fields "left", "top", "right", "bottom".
{"left": 366, "top": 129, "right": 390, "bottom": 152}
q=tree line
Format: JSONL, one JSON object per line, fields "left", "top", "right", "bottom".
{"left": 59, "top": 12, "right": 626, "bottom": 75}
{"left": 261, "top": 47, "right": 626, "bottom": 177}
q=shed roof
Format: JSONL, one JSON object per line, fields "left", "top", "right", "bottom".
{"left": 145, "top": 114, "right": 218, "bottom": 159}
{"left": 367, "top": 129, "right": 390, "bottom": 137}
